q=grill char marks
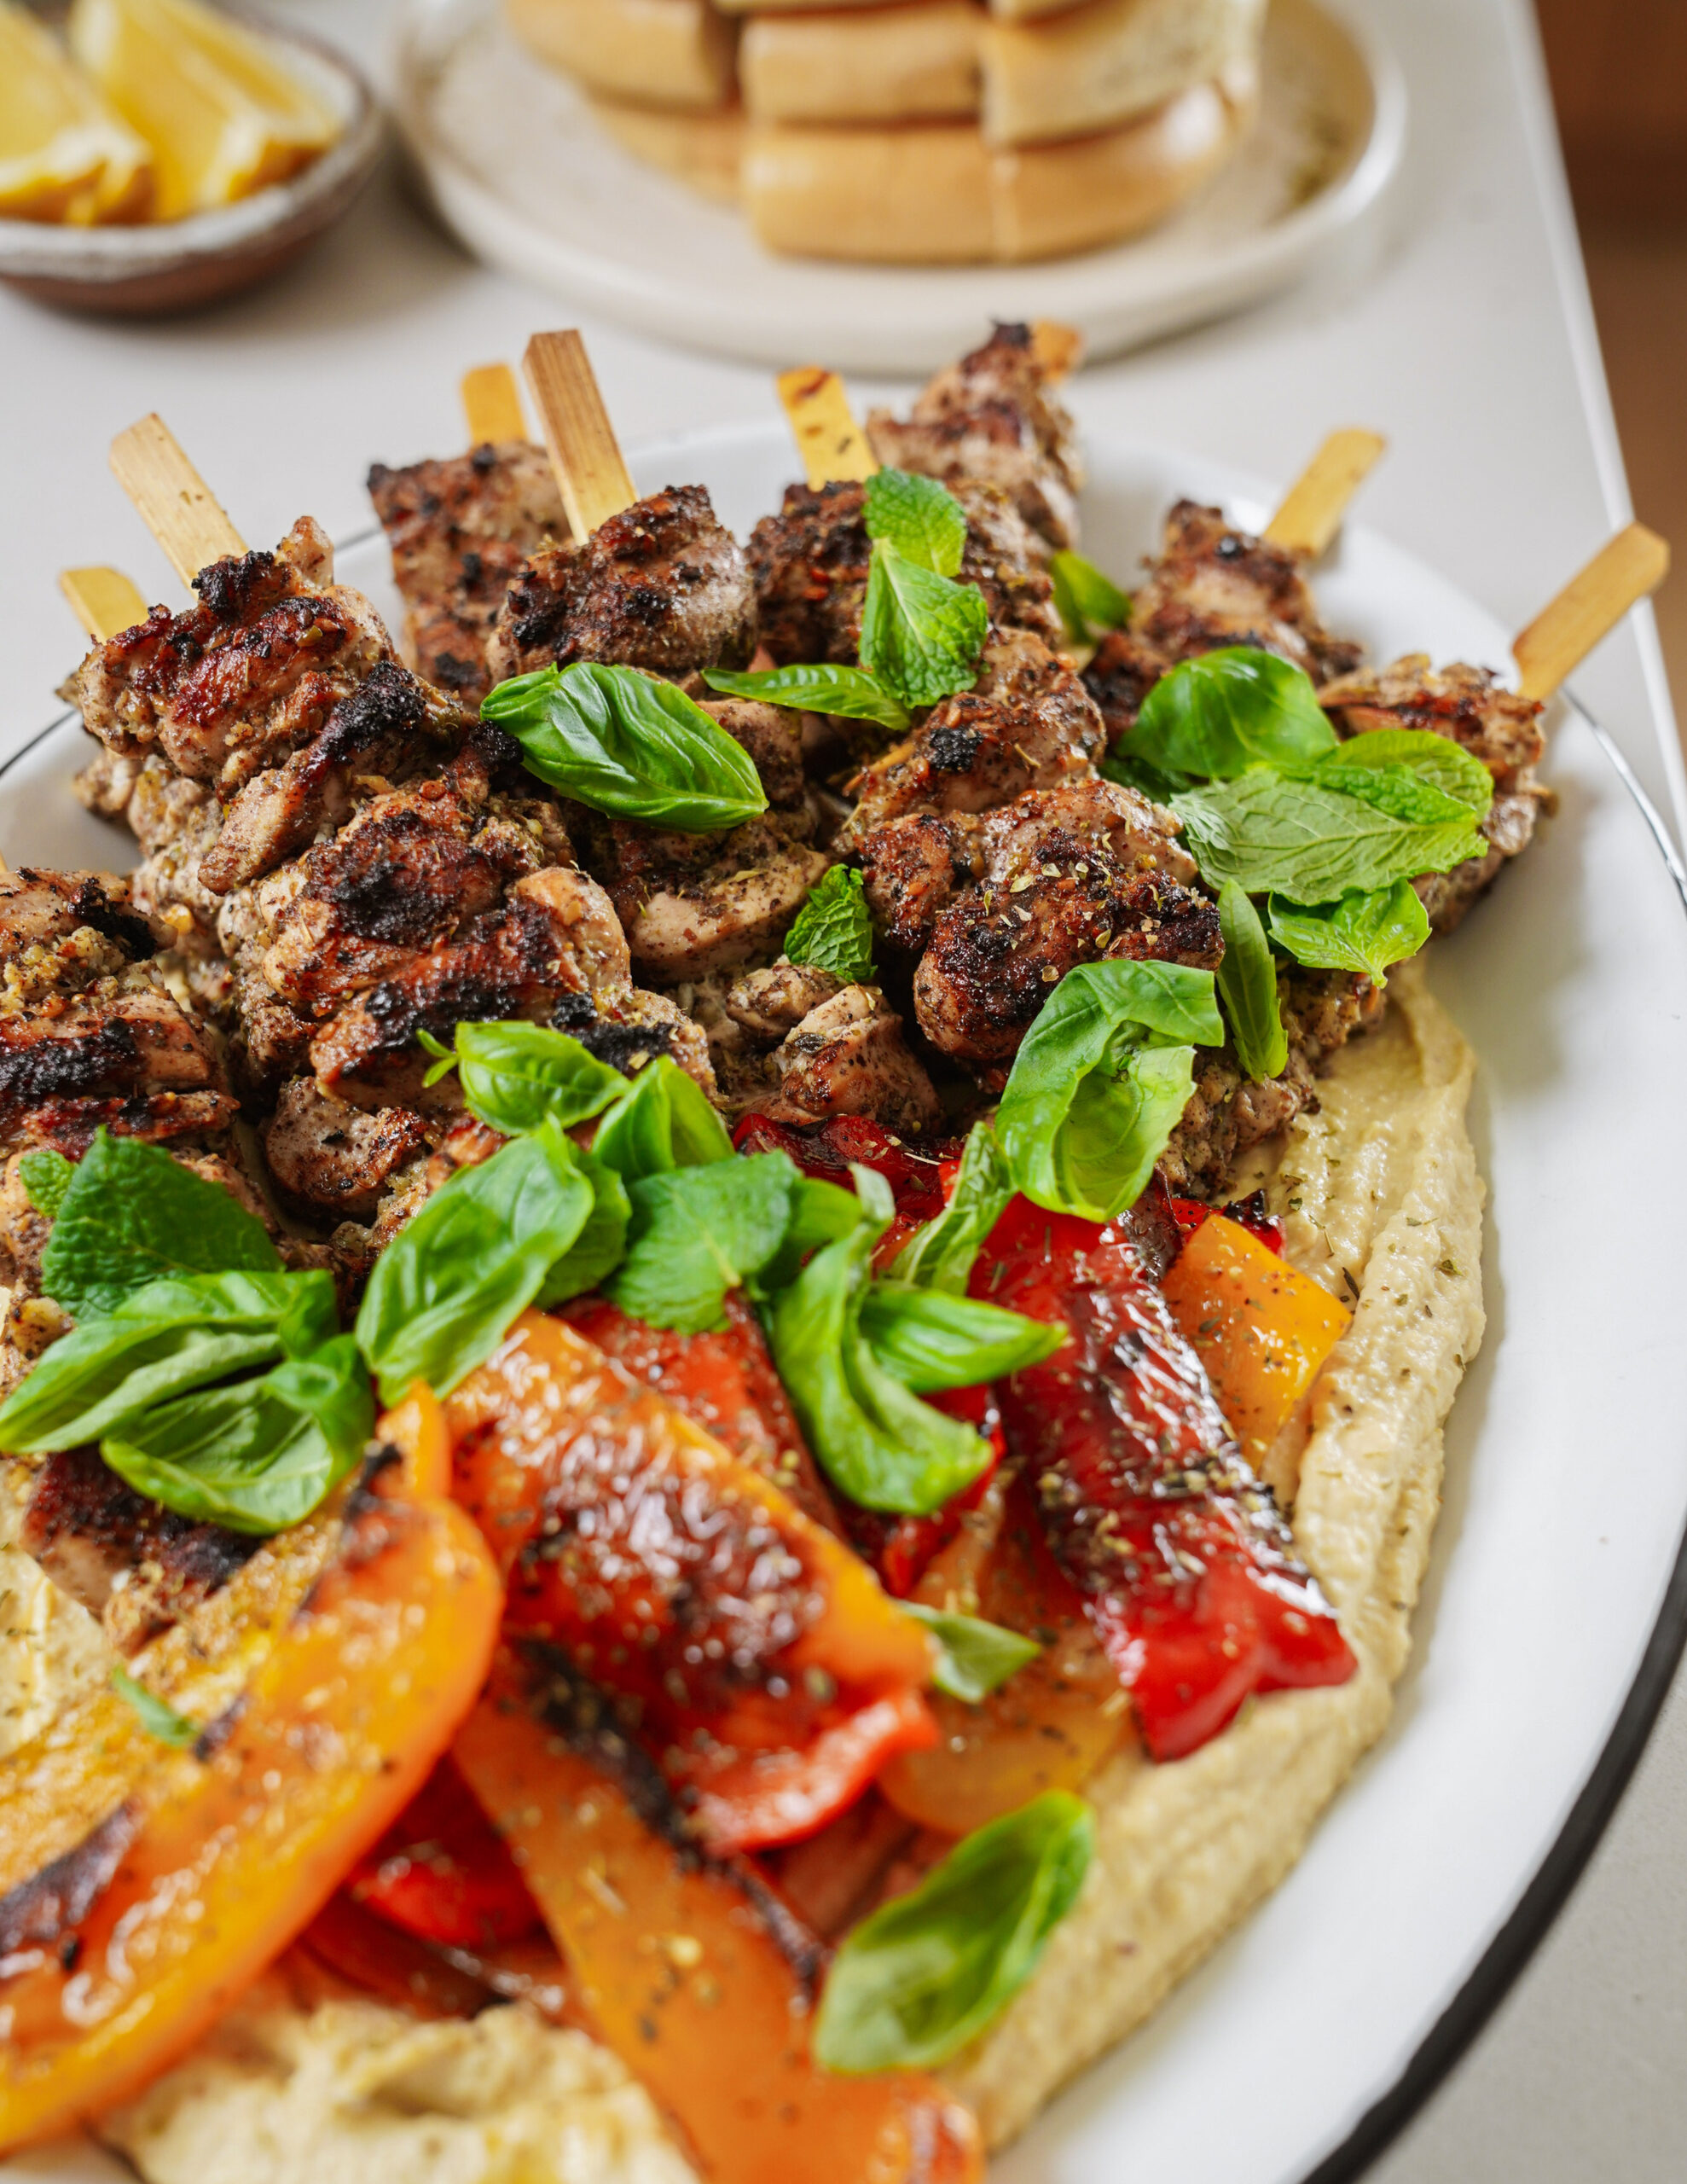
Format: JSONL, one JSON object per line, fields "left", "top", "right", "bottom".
{"left": 0, "top": 1800, "right": 142, "bottom": 1957}
{"left": 487, "top": 484, "right": 756, "bottom": 685}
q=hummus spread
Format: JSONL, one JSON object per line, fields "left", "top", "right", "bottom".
{"left": 3, "top": 961, "right": 1482, "bottom": 2174}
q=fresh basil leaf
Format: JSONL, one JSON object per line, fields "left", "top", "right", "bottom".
{"left": 863, "top": 468, "right": 968, "bottom": 578}
{"left": 417, "top": 1027, "right": 460, "bottom": 1088}
{"left": 901, "top": 1604, "right": 1042, "bottom": 1705}
{"left": 1268, "top": 880, "right": 1430, "bottom": 987}
{"left": 606, "top": 1153, "right": 803, "bottom": 1335}
{"left": 1131, "top": 648, "right": 1337, "bottom": 781}
{"left": 996, "top": 961, "right": 1223, "bottom": 1223}
{"left": 1048, "top": 551, "right": 1130, "bottom": 645}
{"left": 443, "top": 1021, "right": 629, "bottom": 1138}
{"left": 860, "top": 1282, "right": 1064, "bottom": 1394}
{"left": 783, "top": 865, "right": 876, "bottom": 985}
{"left": 537, "top": 1151, "right": 631, "bottom": 1307}
{"left": 18, "top": 1150, "right": 74, "bottom": 1222}
{"left": 751, "top": 1173, "right": 867, "bottom": 1300}
{"left": 860, "top": 542, "right": 988, "bottom": 712}
{"left": 1312, "top": 728, "right": 1493, "bottom": 816}
{"left": 483, "top": 662, "right": 769, "bottom": 833}
{"left": 110, "top": 1665, "right": 200, "bottom": 1750}
{"left": 591, "top": 1054, "right": 734, "bottom": 1182}
{"left": 39, "top": 1130, "right": 281, "bottom": 1321}
{"left": 703, "top": 662, "right": 910, "bottom": 736}
{"left": 1173, "top": 772, "right": 1489, "bottom": 907}
{"left": 0, "top": 1269, "right": 334, "bottom": 1456}
{"left": 890, "top": 1124, "right": 1012, "bottom": 1297}
{"left": 103, "top": 1335, "right": 373, "bottom": 1536}
{"left": 355, "top": 1124, "right": 594, "bottom": 1404}
{"left": 769, "top": 1222, "right": 994, "bottom": 1516}
{"left": 1216, "top": 880, "right": 1288, "bottom": 1083}
{"left": 815, "top": 1790, "right": 1094, "bottom": 2072}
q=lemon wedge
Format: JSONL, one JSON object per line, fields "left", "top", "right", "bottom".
{"left": 68, "top": 0, "right": 339, "bottom": 222}
{"left": 0, "top": 1, "right": 153, "bottom": 224}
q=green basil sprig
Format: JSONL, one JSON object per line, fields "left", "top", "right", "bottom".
{"left": 591, "top": 1053, "right": 734, "bottom": 1179}
{"left": 784, "top": 865, "right": 877, "bottom": 984}
{"left": 482, "top": 661, "right": 768, "bottom": 833}
{"left": 703, "top": 662, "right": 910, "bottom": 737}
{"left": 111, "top": 1665, "right": 200, "bottom": 1750}
{"left": 1269, "top": 880, "right": 1430, "bottom": 987}
{"left": 858, "top": 1282, "right": 1063, "bottom": 1393}
{"left": 864, "top": 468, "right": 968, "bottom": 577}
{"left": 420, "top": 1020, "right": 629, "bottom": 1135}
{"left": 1216, "top": 880, "right": 1288, "bottom": 1083}
{"left": 815, "top": 1791, "right": 1095, "bottom": 2072}
{"left": 1049, "top": 550, "right": 1130, "bottom": 647}
{"left": 889, "top": 1123, "right": 1012, "bottom": 1297}
{"left": 996, "top": 961, "right": 1224, "bottom": 1223}
{"left": 1131, "top": 647, "right": 1337, "bottom": 781}
{"left": 901, "top": 1603, "right": 1042, "bottom": 1705}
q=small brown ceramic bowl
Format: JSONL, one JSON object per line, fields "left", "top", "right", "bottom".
{"left": 0, "top": 9, "right": 381, "bottom": 315}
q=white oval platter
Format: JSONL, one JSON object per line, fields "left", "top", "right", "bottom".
{"left": 3, "top": 423, "right": 1686, "bottom": 2184}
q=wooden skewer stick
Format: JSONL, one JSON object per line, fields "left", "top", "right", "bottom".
{"left": 777, "top": 368, "right": 878, "bottom": 493}
{"left": 1513, "top": 522, "right": 1671, "bottom": 700}
{"left": 461, "top": 363, "right": 528, "bottom": 448}
{"left": 61, "top": 566, "right": 149, "bottom": 645}
{"left": 109, "top": 415, "right": 246, "bottom": 586}
{"left": 1030, "top": 321, "right": 1084, "bottom": 383}
{"left": 1265, "top": 429, "right": 1388, "bottom": 561}
{"left": 523, "top": 331, "right": 637, "bottom": 541}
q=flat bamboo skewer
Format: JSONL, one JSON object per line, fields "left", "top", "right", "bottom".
{"left": 109, "top": 415, "right": 246, "bottom": 587}
{"left": 1265, "top": 430, "right": 1388, "bottom": 560}
{"left": 1513, "top": 522, "right": 1671, "bottom": 700}
{"left": 777, "top": 368, "right": 878, "bottom": 493}
{"left": 523, "top": 331, "right": 637, "bottom": 541}
{"left": 461, "top": 363, "right": 528, "bottom": 448}
{"left": 1029, "top": 321, "right": 1084, "bottom": 383}
{"left": 60, "top": 566, "right": 148, "bottom": 645}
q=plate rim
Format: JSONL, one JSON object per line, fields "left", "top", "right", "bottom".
{"left": 9, "top": 460, "right": 1686, "bottom": 2184}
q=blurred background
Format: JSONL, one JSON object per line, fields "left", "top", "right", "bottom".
{"left": 1536, "top": 0, "right": 1686, "bottom": 707}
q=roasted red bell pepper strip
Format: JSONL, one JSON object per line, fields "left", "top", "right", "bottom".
{"left": 846, "top": 1385, "right": 1006, "bottom": 1600}
{"left": 976, "top": 1197, "right": 1355, "bottom": 1761}
{"left": 347, "top": 1755, "right": 542, "bottom": 1950}
{"left": 733, "top": 1114, "right": 963, "bottom": 1267}
{"left": 1169, "top": 1189, "right": 1286, "bottom": 1256}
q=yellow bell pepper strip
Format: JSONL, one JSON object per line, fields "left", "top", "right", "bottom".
{"left": 0, "top": 1468, "right": 502, "bottom": 2152}
{"left": 454, "top": 1648, "right": 983, "bottom": 2184}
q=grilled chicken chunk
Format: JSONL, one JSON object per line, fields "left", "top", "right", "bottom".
{"left": 865, "top": 322, "right": 1084, "bottom": 554}
{"left": 261, "top": 1078, "right": 431, "bottom": 1223}
{"left": 748, "top": 478, "right": 1060, "bottom": 672}
{"left": 764, "top": 985, "right": 943, "bottom": 1137}
{"left": 855, "top": 810, "right": 985, "bottom": 956}
{"left": 1321, "top": 655, "right": 1553, "bottom": 932}
{"left": 486, "top": 485, "right": 756, "bottom": 685}
{"left": 724, "top": 960, "right": 845, "bottom": 1041}
{"left": 913, "top": 776, "right": 1221, "bottom": 1072}
{"left": 368, "top": 439, "right": 568, "bottom": 701}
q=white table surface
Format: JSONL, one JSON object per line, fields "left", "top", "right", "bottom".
{"left": 3, "top": 1, "right": 1684, "bottom": 2175}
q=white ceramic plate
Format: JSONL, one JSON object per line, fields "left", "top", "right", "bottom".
{"left": 5, "top": 427, "right": 1687, "bottom": 2184}
{"left": 390, "top": 0, "right": 1407, "bottom": 375}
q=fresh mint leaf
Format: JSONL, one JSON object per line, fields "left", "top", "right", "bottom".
{"left": 815, "top": 1790, "right": 1094, "bottom": 2071}
{"left": 483, "top": 662, "right": 768, "bottom": 833}
{"left": 1049, "top": 551, "right": 1129, "bottom": 645}
{"left": 39, "top": 1130, "right": 280, "bottom": 1321}
{"left": 1173, "top": 772, "right": 1489, "bottom": 907}
{"left": 446, "top": 1021, "right": 629, "bottom": 1138}
{"left": 1268, "top": 880, "right": 1430, "bottom": 987}
{"left": 104, "top": 1336, "right": 373, "bottom": 1536}
{"left": 890, "top": 1123, "right": 1012, "bottom": 1297}
{"left": 111, "top": 1665, "right": 200, "bottom": 1750}
{"left": 995, "top": 961, "right": 1223, "bottom": 1223}
{"left": 591, "top": 1054, "right": 733, "bottom": 1182}
{"left": 18, "top": 1150, "right": 73, "bottom": 1222}
{"left": 751, "top": 1172, "right": 866, "bottom": 1300}
{"left": 859, "top": 1281, "right": 1064, "bottom": 1394}
{"left": 1129, "top": 648, "right": 1337, "bottom": 781}
{"left": 606, "top": 1153, "right": 803, "bottom": 1335}
{"left": 703, "top": 662, "right": 910, "bottom": 737}
{"left": 355, "top": 1124, "right": 594, "bottom": 1404}
{"left": 864, "top": 468, "right": 968, "bottom": 578}
{"left": 1216, "top": 881, "right": 1288, "bottom": 1083}
{"left": 784, "top": 866, "right": 877, "bottom": 985}
{"left": 1312, "top": 728, "right": 1493, "bottom": 816}
{"left": 860, "top": 542, "right": 988, "bottom": 712}
{"left": 901, "top": 1603, "right": 1042, "bottom": 1705}
{"left": 769, "top": 1219, "right": 994, "bottom": 1517}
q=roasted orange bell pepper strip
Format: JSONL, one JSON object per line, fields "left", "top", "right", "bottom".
{"left": 455, "top": 1650, "right": 983, "bottom": 2184}
{"left": 1160, "top": 1212, "right": 1352, "bottom": 1473}
{"left": 444, "top": 1312, "right": 936, "bottom": 1852}
{"left": 0, "top": 1478, "right": 502, "bottom": 2152}
{"left": 380, "top": 1380, "right": 455, "bottom": 1498}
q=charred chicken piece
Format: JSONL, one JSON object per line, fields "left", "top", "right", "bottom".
{"left": 913, "top": 776, "right": 1221, "bottom": 1072}
{"left": 748, "top": 479, "right": 1060, "bottom": 672}
{"left": 724, "top": 959, "right": 845, "bottom": 1042}
{"left": 865, "top": 322, "right": 1085, "bottom": 555}
{"left": 367, "top": 440, "right": 568, "bottom": 702}
{"left": 763, "top": 985, "right": 944, "bottom": 1138}
{"left": 855, "top": 810, "right": 986, "bottom": 956}
{"left": 841, "top": 631, "right": 1104, "bottom": 845}
{"left": 261, "top": 1078, "right": 432, "bottom": 1223}
{"left": 486, "top": 485, "right": 756, "bottom": 685}
{"left": 1321, "top": 655, "right": 1554, "bottom": 932}
{"left": 1080, "top": 628, "right": 1176, "bottom": 753}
